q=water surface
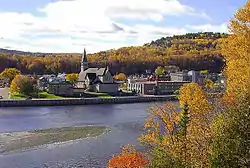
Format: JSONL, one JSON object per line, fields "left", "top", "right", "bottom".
{"left": 0, "top": 102, "right": 167, "bottom": 168}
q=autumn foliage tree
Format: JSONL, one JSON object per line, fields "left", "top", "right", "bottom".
{"left": 66, "top": 73, "right": 79, "bottom": 85}
{"left": 114, "top": 73, "right": 127, "bottom": 81}
{"left": 107, "top": 145, "right": 148, "bottom": 168}
{"left": 221, "top": 0, "right": 250, "bottom": 98}
{"left": 10, "top": 75, "right": 36, "bottom": 95}
{"left": 154, "top": 66, "right": 165, "bottom": 77}
{"left": 0, "top": 68, "right": 20, "bottom": 84}
{"left": 211, "top": 1, "right": 250, "bottom": 167}
{"left": 139, "top": 83, "right": 213, "bottom": 167}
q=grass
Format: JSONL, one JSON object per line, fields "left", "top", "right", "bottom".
{"left": 84, "top": 91, "right": 113, "bottom": 98}
{"left": 10, "top": 92, "right": 27, "bottom": 100}
{"left": 10, "top": 92, "right": 63, "bottom": 100}
{"left": 0, "top": 126, "right": 107, "bottom": 153}
{"left": 36, "top": 92, "right": 63, "bottom": 99}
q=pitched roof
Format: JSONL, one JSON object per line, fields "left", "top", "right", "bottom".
{"left": 78, "top": 67, "right": 112, "bottom": 82}
{"left": 86, "top": 68, "right": 99, "bottom": 73}
{"left": 97, "top": 68, "right": 106, "bottom": 76}
{"left": 49, "top": 81, "right": 72, "bottom": 85}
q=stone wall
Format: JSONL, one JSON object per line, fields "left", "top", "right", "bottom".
{"left": 0, "top": 95, "right": 177, "bottom": 107}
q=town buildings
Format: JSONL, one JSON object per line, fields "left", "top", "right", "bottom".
{"left": 77, "top": 49, "right": 119, "bottom": 94}
{"left": 127, "top": 70, "right": 205, "bottom": 95}
{"left": 37, "top": 73, "right": 73, "bottom": 96}
{"left": 47, "top": 81, "right": 74, "bottom": 97}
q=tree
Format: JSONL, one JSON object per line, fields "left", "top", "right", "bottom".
{"left": 205, "top": 79, "right": 214, "bottom": 90}
{"left": 107, "top": 145, "right": 148, "bottom": 168}
{"left": 10, "top": 75, "right": 36, "bottom": 95}
{"left": 140, "top": 83, "right": 213, "bottom": 167}
{"left": 221, "top": 0, "right": 250, "bottom": 98}
{"left": 179, "top": 83, "right": 213, "bottom": 167}
{"left": 0, "top": 68, "right": 20, "bottom": 84}
{"left": 155, "top": 66, "right": 165, "bottom": 76}
{"left": 210, "top": 2, "right": 250, "bottom": 167}
{"left": 211, "top": 96, "right": 250, "bottom": 167}
{"left": 114, "top": 73, "right": 126, "bottom": 81}
{"left": 66, "top": 73, "right": 79, "bottom": 85}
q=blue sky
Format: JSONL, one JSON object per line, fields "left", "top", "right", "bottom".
{"left": 0, "top": 0, "right": 247, "bottom": 53}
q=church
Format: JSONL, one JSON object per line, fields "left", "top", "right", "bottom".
{"left": 77, "top": 49, "right": 119, "bottom": 93}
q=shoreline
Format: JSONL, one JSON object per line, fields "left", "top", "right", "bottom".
{"left": 0, "top": 95, "right": 177, "bottom": 107}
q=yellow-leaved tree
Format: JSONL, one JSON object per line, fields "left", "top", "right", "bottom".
{"left": 222, "top": 0, "right": 250, "bottom": 99}
{"left": 0, "top": 68, "right": 21, "bottom": 84}
{"left": 139, "top": 83, "right": 213, "bottom": 167}
{"left": 114, "top": 73, "right": 127, "bottom": 81}
{"left": 66, "top": 73, "right": 79, "bottom": 85}
{"left": 211, "top": 1, "right": 250, "bottom": 167}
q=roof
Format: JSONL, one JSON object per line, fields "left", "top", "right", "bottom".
{"left": 79, "top": 68, "right": 98, "bottom": 81}
{"left": 48, "top": 81, "right": 72, "bottom": 85}
{"left": 79, "top": 67, "right": 110, "bottom": 81}
{"left": 86, "top": 68, "right": 99, "bottom": 73}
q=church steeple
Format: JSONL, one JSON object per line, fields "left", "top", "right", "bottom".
{"left": 81, "top": 48, "right": 88, "bottom": 72}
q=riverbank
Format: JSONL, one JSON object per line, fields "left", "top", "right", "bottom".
{"left": 0, "top": 126, "right": 107, "bottom": 154}
{"left": 0, "top": 95, "right": 177, "bottom": 107}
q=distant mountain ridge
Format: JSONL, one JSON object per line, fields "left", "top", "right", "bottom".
{"left": 0, "top": 48, "right": 80, "bottom": 56}
{"left": 0, "top": 48, "right": 37, "bottom": 55}
{"left": 0, "top": 32, "right": 227, "bottom": 74}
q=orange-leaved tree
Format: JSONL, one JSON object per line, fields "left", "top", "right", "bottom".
{"left": 107, "top": 144, "right": 148, "bottom": 168}
{"left": 114, "top": 73, "right": 127, "bottom": 81}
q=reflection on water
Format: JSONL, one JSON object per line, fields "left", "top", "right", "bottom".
{"left": 0, "top": 102, "right": 168, "bottom": 168}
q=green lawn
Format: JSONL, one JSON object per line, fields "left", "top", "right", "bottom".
{"left": 10, "top": 93, "right": 27, "bottom": 100}
{"left": 36, "top": 92, "right": 63, "bottom": 99}
{"left": 10, "top": 92, "right": 63, "bottom": 100}
{"left": 83, "top": 91, "right": 113, "bottom": 98}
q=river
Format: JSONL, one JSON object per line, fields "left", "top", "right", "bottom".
{"left": 0, "top": 102, "right": 167, "bottom": 168}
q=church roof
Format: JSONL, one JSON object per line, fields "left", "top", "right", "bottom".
{"left": 97, "top": 68, "right": 106, "bottom": 76}
{"left": 78, "top": 67, "right": 111, "bottom": 82}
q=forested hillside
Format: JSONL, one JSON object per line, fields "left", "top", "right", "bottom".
{"left": 0, "top": 32, "right": 227, "bottom": 75}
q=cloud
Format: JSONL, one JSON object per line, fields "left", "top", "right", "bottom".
{"left": 0, "top": 0, "right": 220, "bottom": 53}
{"left": 186, "top": 23, "right": 228, "bottom": 33}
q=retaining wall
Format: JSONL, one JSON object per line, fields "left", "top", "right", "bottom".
{"left": 0, "top": 95, "right": 177, "bottom": 107}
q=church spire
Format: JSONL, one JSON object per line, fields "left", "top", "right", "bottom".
{"left": 81, "top": 48, "right": 88, "bottom": 72}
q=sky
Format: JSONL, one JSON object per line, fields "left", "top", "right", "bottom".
{"left": 0, "top": 0, "right": 247, "bottom": 53}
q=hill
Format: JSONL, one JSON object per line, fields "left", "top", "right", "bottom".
{"left": 0, "top": 32, "right": 227, "bottom": 75}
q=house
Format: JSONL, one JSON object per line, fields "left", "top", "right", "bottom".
{"left": 77, "top": 49, "right": 119, "bottom": 93}
{"left": 38, "top": 75, "right": 55, "bottom": 90}
{"left": 170, "top": 70, "right": 191, "bottom": 82}
{"left": 37, "top": 74, "right": 65, "bottom": 91}
{"left": 47, "top": 81, "right": 74, "bottom": 96}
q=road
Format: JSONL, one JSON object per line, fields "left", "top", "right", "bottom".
{"left": 0, "top": 87, "right": 9, "bottom": 99}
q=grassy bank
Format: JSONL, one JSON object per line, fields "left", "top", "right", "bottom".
{"left": 10, "top": 92, "right": 63, "bottom": 100}
{"left": 0, "top": 126, "right": 107, "bottom": 153}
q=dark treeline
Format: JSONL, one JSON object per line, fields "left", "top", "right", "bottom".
{"left": 0, "top": 32, "right": 226, "bottom": 75}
